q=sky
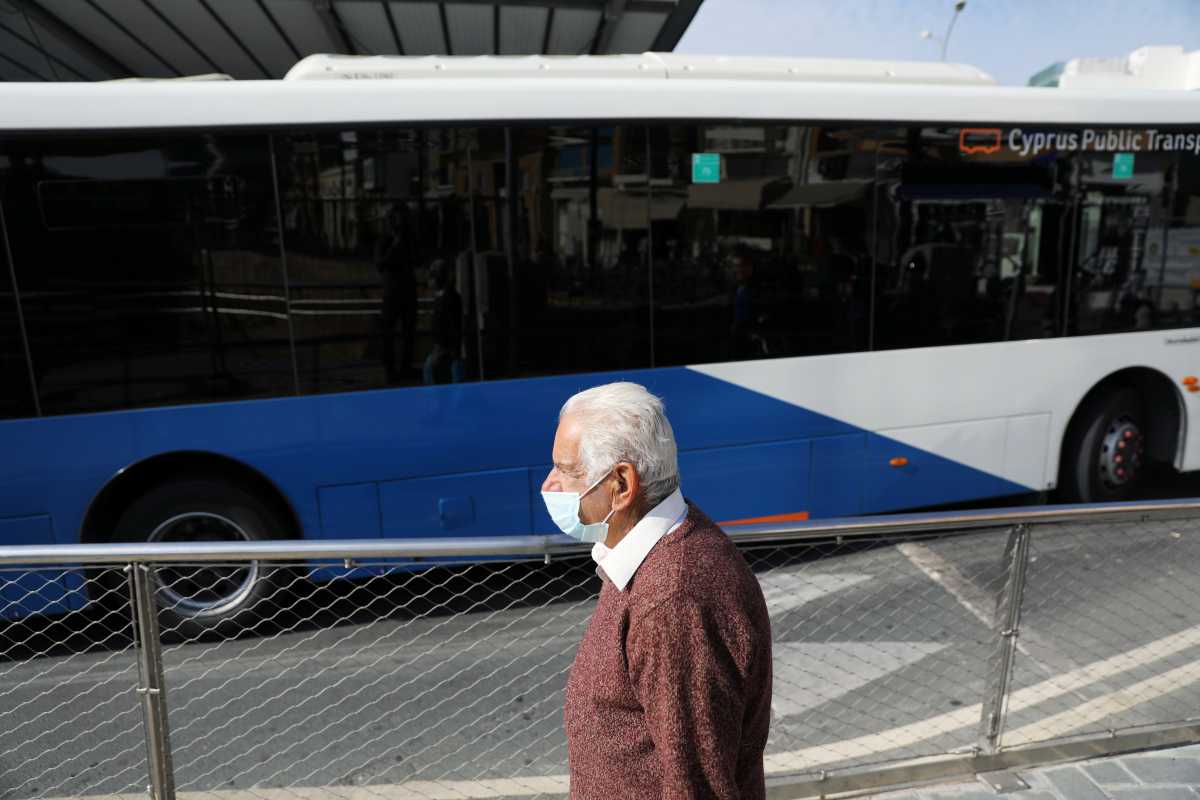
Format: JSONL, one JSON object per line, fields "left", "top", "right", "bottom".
{"left": 676, "top": 0, "right": 1200, "bottom": 86}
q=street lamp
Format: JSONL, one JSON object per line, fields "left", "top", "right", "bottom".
{"left": 920, "top": 1, "right": 967, "bottom": 62}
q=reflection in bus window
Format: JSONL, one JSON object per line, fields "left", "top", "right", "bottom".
{"left": 273, "top": 125, "right": 650, "bottom": 392}
{"left": 874, "top": 126, "right": 1200, "bottom": 348}
{"left": 873, "top": 126, "right": 1060, "bottom": 349}
{"left": 650, "top": 124, "right": 878, "bottom": 366}
{"left": 275, "top": 129, "right": 434, "bottom": 392}
{"left": 1071, "top": 147, "right": 1200, "bottom": 335}
{"left": 0, "top": 207, "right": 35, "bottom": 419}
{"left": 488, "top": 125, "right": 649, "bottom": 379}
{"left": 0, "top": 135, "right": 294, "bottom": 416}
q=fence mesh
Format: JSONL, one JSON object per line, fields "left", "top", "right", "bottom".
{"left": 0, "top": 567, "right": 145, "bottom": 800}
{"left": 998, "top": 515, "right": 1200, "bottom": 750}
{"left": 1, "top": 512, "right": 1199, "bottom": 800}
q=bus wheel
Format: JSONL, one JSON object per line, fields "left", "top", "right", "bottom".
{"left": 1060, "top": 387, "right": 1147, "bottom": 504}
{"left": 112, "top": 479, "right": 286, "bottom": 639}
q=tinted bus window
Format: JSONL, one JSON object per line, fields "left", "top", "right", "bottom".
{"left": 1067, "top": 130, "right": 1200, "bottom": 335}
{"left": 274, "top": 128, "right": 439, "bottom": 392}
{"left": 274, "top": 124, "right": 649, "bottom": 392}
{"left": 0, "top": 135, "right": 294, "bottom": 416}
{"left": 508, "top": 125, "right": 650, "bottom": 378}
{"left": 649, "top": 123, "right": 878, "bottom": 366}
{"left": 0, "top": 179, "right": 36, "bottom": 420}
{"left": 873, "top": 125, "right": 1060, "bottom": 350}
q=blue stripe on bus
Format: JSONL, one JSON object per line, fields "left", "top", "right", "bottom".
{"left": 0, "top": 365, "right": 1032, "bottom": 614}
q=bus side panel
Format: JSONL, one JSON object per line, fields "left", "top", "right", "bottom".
{"left": 0, "top": 515, "right": 73, "bottom": 618}
{"left": 810, "top": 435, "right": 866, "bottom": 518}
{"left": 0, "top": 414, "right": 137, "bottom": 547}
{"left": 311, "top": 367, "right": 862, "bottom": 534}
{"left": 128, "top": 397, "right": 323, "bottom": 542}
{"left": 379, "top": 468, "right": 531, "bottom": 538}
{"left": 677, "top": 439, "right": 812, "bottom": 525}
{"left": 863, "top": 420, "right": 1025, "bottom": 513}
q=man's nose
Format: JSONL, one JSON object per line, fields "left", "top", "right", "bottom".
{"left": 541, "top": 470, "right": 557, "bottom": 493}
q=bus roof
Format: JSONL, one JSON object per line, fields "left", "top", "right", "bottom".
{"left": 282, "top": 53, "right": 998, "bottom": 86}
{"left": 1, "top": 53, "right": 1199, "bottom": 134}
{"left": 1059, "top": 45, "right": 1200, "bottom": 91}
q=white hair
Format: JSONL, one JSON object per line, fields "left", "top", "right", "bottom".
{"left": 560, "top": 382, "right": 680, "bottom": 506}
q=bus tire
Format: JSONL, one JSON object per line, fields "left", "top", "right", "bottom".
{"left": 1060, "top": 387, "right": 1147, "bottom": 504}
{"left": 110, "top": 478, "right": 286, "bottom": 639}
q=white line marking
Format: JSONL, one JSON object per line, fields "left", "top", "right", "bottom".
{"left": 758, "top": 571, "right": 873, "bottom": 616}
{"left": 772, "top": 641, "right": 948, "bottom": 718}
{"left": 1003, "top": 658, "right": 1200, "bottom": 746}
{"left": 763, "top": 623, "right": 1200, "bottom": 772}
{"left": 896, "top": 542, "right": 996, "bottom": 631}
{"left": 53, "top": 626, "right": 1200, "bottom": 799}
{"left": 897, "top": 541, "right": 1113, "bottom": 695}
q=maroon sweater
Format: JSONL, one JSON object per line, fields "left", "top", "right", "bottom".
{"left": 564, "top": 503, "right": 773, "bottom": 800}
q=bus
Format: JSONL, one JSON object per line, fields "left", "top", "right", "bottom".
{"left": 3, "top": 51, "right": 1200, "bottom": 634}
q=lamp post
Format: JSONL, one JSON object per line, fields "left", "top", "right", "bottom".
{"left": 920, "top": 1, "right": 967, "bottom": 62}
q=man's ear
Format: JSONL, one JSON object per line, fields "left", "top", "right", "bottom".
{"left": 612, "top": 463, "right": 640, "bottom": 511}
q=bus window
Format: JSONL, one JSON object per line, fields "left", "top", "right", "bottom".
{"left": 493, "top": 125, "right": 651, "bottom": 379}
{"left": 0, "top": 186, "right": 36, "bottom": 420}
{"left": 274, "top": 124, "right": 649, "bottom": 391}
{"left": 1070, "top": 139, "right": 1200, "bottom": 335}
{"left": 274, "top": 128, "right": 452, "bottom": 391}
{"left": 0, "top": 135, "right": 294, "bottom": 416}
{"left": 649, "top": 123, "right": 879, "bottom": 367}
{"left": 873, "top": 126, "right": 1060, "bottom": 349}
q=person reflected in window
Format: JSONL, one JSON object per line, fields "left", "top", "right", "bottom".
{"left": 376, "top": 207, "right": 418, "bottom": 384}
{"left": 423, "top": 258, "right": 464, "bottom": 385}
{"left": 730, "top": 250, "right": 758, "bottom": 360}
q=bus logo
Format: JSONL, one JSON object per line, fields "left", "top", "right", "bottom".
{"left": 959, "top": 128, "right": 1003, "bottom": 155}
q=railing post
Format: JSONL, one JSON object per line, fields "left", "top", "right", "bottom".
{"left": 978, "top": 522, "right": 1032, "bottom": 755}
{"left": 128, "top": 563, "right": 176, "bottom": 800}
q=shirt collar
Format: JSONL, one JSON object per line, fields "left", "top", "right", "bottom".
{"left": 590, "top": 489, "right": 686, "bottom": 592}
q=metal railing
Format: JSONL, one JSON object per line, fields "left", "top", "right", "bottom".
{"left": 2, "top": 499, "right": 1200, "bottom": 799}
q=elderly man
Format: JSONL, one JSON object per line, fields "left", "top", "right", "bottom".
{"left": 541, "top": 382, "right": 773, "bottom": 800}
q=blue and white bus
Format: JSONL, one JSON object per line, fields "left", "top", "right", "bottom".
{"left": 3, "top": 51, "right": 1200, "bottom": 633}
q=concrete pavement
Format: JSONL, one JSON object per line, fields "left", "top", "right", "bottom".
{"left": 873, "top": 743, "right": 1200, "bottom": 799}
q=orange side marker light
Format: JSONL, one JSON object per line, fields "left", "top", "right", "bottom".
{"left": 890, "top": 457, "right": 909, "bottom": 467}
{"left": 1183, "top": 376, "right": 1198, "bottom": 386}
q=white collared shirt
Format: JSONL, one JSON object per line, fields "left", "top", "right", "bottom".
{"left": 590, "top": 488, "right": 687, "bottom": 592}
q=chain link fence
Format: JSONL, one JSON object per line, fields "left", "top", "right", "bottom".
{"left": 1, "top": 503, "right": 1199, "bottom": 799}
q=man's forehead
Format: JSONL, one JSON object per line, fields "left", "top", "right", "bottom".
{"left": 552, "top": 415, "right": 583, "bottom": 467}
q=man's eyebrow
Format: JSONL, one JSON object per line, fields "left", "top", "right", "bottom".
{"left": 554, "top": 461, "right": 581, "bottom": 474}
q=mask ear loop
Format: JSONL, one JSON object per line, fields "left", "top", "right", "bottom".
{"left": 580, "top": 468, "right": 613, "bottom": 499}
{"left": 601, "top": 471, "right": 622, "bottom": 525}
{"left": 583, "top": 468, "right": 618, "bottom": 526}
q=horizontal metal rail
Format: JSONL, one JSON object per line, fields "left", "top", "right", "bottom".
{"left": 0, "top": 498, "right": 1197, "bottom": 565}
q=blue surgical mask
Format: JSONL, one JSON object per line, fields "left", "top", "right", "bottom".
{"left": 541, "top": 470, "right": 615, "bottom": 543}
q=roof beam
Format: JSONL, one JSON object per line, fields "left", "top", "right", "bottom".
{"left": 311, "top": 0, "right": 356, "bottom": 54}
{"left": 651, "top": 0, "right": 703, "bottom": 51}
{"left": 403, "top": 0, "right": 671, "bottom": 8}
{"left": 381, "top": 0, "right": 405, "bottom": 55}
{"left": 15, "top": 0, "right": 133, "bottom": 77}
{"left": 0, "top": 48, "right": 47, "bottom": 81}
{"left": 592, "top": 0, "right": 627, "bottom": 54}
{"left": 438, "top": 2, "right": 453, "bottom": 55}
{"left": 83, "top": 0, "right": 182, "bottom": 76}
{"left": 140, "top": 0, "right": 221, "bottom": 74}
{"left": 0, "top": 17, "right": 88, "bottom": 80}
{"left": 540, "top": 6, "right": 555, "bottom": 54}
{"left": 199, "top": 0, "right": 272, "bottom": 77}
{"left": 256, "top": 0, "right": 302, "bottom": 61}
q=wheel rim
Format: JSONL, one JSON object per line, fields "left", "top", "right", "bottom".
{"left": 148, "top": 512, "right": 259, "bottom": 618}
{"left": 1097, "top": 414, "right": 1145, "bottom": 490}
